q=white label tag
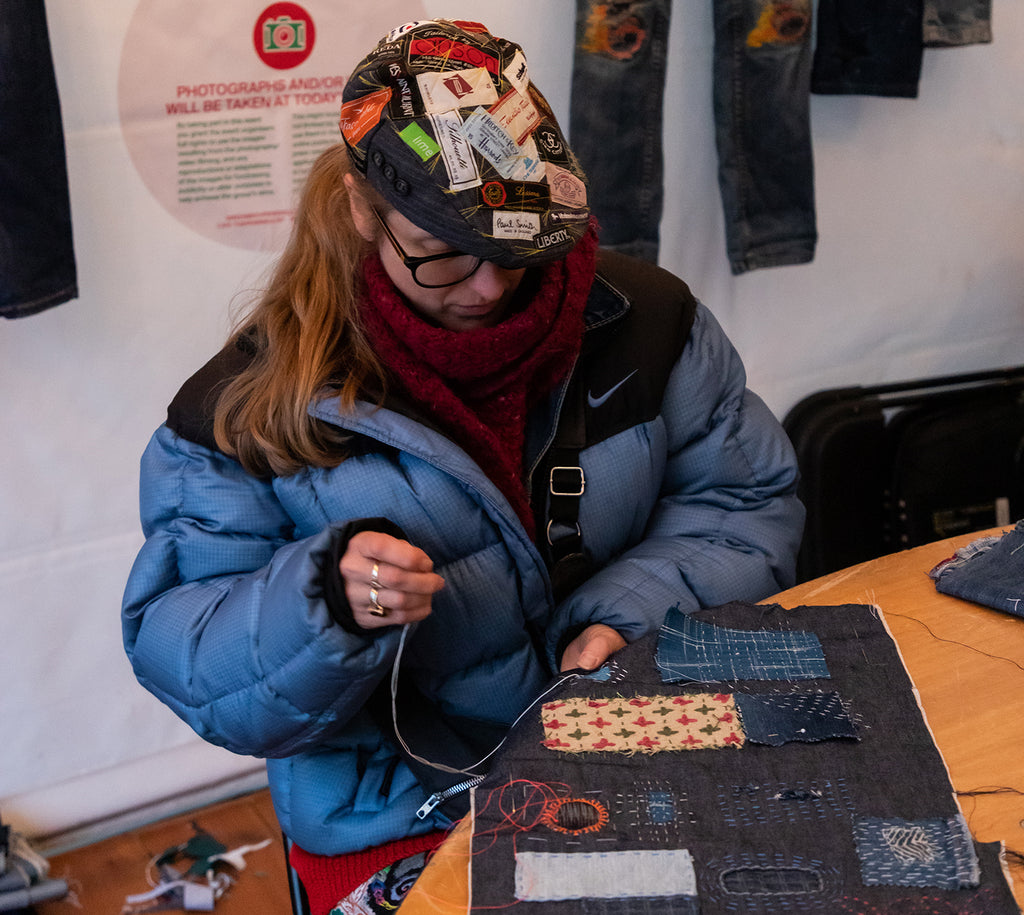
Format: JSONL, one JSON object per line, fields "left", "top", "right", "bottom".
{"left": 493, "top": 210, "right": 541, "bottom": 240}
{"left": 431, "top": 110, "right": 481, "bottom": 191}
{"left": 489, "top": 89, "right": 540, "bottom": 145}
{"left": 461, "top": 108, "right": 541, "bottom": 181}
{"left": 417, "top": 67, "right": 498, "bottom": 114}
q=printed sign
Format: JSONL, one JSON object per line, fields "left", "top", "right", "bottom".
{"left": 118, "top": 0, "right": 427, "bottom": 250}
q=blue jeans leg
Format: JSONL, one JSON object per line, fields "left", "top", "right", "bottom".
{"left": 712, "top": 0, "right": 817, "bottom": 275}
{"left": 0, "top": 0, "right": 78, "bottom": 318}
{"left": 569, "top": 0, "right": 672, "bottom": 263}
{"left": 923, "top": 0, "right": 992, "bottom": 46}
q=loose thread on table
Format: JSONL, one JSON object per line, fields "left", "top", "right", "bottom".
{"left": 884, "top": 612, "right": 1024, "bottom": 672}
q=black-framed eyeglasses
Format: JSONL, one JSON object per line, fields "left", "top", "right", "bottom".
{"left": 371, "top": 207, "right": 483, "bottom": 289}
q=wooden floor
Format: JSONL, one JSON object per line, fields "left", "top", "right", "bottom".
{"left": 32, "top": 789, "right": 293, "bottom": 914}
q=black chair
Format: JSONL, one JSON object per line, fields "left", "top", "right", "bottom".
{"left": 282, "top": 834, "right": 312, "bottom": 915}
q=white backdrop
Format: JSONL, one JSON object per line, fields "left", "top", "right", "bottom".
{"left": 2, "top": 1, "right": 1022, "bottom": 841}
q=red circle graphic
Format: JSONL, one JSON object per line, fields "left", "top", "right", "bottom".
{"left": 253, "top": 3, "right": 316, "bottom": 70}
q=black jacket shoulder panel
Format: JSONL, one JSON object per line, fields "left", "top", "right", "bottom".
{"left": 571, "top": 251, "right": 700, "bottom": 446}
{"left": 165, "top": 336, "right": 256, "bottom": 453}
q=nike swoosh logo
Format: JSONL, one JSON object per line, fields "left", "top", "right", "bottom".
{"left": 587, "top": 370, "right": 639, "bottom": 408}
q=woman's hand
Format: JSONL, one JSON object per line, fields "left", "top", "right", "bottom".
{"left": 340, "top": 531, "right": 445, "bottom": 629}
{"left": 560, "top": 623, "right": 627, "bottom": 672}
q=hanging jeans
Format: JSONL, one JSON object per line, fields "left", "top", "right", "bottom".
{"left": 569, "top": 0, "right": 672, "bottom": 264}
{"left": 923, "top": 0, "right": 992, "bottom": 47}
{"left": 811, "top": 0, "right": 925, "bottom": 98}
{"left": 0, "top": 0, "right": 77, "bottom": 318}
{"left": 570, "top": 0, "right": 816, "bottom": 275}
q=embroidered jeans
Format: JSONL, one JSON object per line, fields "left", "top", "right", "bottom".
{"left": 0, "top": 0, "right": 77, "bottom": 318}
{"left": 569, "top": 0, "right": 816, "bottom": 275}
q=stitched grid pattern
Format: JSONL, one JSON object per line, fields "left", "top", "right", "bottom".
{"left": 656, "top": 609, "right": 830, "bottom": 683}
{"left": 716, "top": 779, "right": 855, "bottom": 828}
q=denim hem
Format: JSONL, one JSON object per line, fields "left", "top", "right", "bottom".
{"left": 811, "top": 82, "right": 920, "bottom": 99}
{"left": 923, "top": 24, "right": 993, "bottom": 46}
{"left": 1, "top": 283, "right": 79, "bottom": 319}
{"left": 730, "top": 241, "right": 816, "bottom": 276}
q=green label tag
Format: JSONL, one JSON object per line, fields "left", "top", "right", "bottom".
{"left": 399, "top": 123, "right": 441, "bottom": 162}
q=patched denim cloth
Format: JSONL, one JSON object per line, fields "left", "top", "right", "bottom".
{"left": 712, "top": 0, "right": 817, "bottom": 274}
{"left": 923, "top": 0, "right": 993, "bottom": 47}
{"left": 929, "top": 520, "right": 1024, "bottom": 618}
{"left": 569, "top": 0, "right": 671, "bottom": 264}
{"left": 811, "top": 0, "right": 925, "bottom": 98}
{"left": 0, "top": 0, "right": 77, "bottom": 318}
{"left": 570, "top": 0, "right": 817, "bottom": 274}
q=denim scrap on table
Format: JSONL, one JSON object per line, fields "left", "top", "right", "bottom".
{"left": 0, "top": 0, "right": 78, "bottom": 318}
{"left": 655, "top": 604, "right": 830, "bottom": 683}
{"left": 928, "top": 520, "right": 1024, "bottom": 618}
{"left": 569, "top": 0, "right": 817, "bottom": 274}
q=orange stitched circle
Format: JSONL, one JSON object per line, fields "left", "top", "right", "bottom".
{"left": 541, "top": 796, "right": 610, "bottom": 835}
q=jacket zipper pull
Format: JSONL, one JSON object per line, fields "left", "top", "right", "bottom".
{"left": 415, "top": 775, "right": 485, "bottom": 820}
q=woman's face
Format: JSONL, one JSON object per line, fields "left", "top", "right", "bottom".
{"left": 375, "top": 207, "right": 527, "bottom": 332}
{"left": 346, "top": 176, "right": 526, "bottom": 332}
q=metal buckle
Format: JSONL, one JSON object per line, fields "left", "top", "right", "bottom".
{"left": 549, "top": 466, "right": 585, "bottom": 497}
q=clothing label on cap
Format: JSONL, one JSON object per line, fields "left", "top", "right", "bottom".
{"left": 399, "top": 122, "right": 440, "bottom": 162}
{"left": 339, "top": 86, "right": 392, "bottom": 145}
{"left": 409, "top": 35, "right": 500, "bottom": 77}
{"left": 461, "top": 108, "right": 541, "bottom": 181}
{"left": 430, "top": 109, "right": 481, "bottom": 191}
{"left": 384, "top": 21, "right": 437, "bottom": 44}
{"left": 489, "top": 88, "right": 540, "bottom": 145}
{"left": 503, "top": 50, "right": 530, "bottom": 95}
{"left": 534, "top": 123, "right": 570, "bottom": 166}
{"left": 535, "top": 227, "right": 574, "bottom": 251}
{"left": 417, "top": 67, "right": 498, "bottom": 115}
{"left": 480, "top": 180, "right": 550, "bottom": 211}
{"left": 547, "top": 163, "right": 588, "bottom": 208}
{"left": 493, "top": 211, "right": 540, "bottom": 240}
{"left": 382, "top": 61, "right": 420, "bottom": 120}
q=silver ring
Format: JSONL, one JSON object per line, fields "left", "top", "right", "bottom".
{"left": 368, "top": 562, "right": 388, "bottom": 616}
{"left": 368, "top": 586, "right": 388, "bottom": 617}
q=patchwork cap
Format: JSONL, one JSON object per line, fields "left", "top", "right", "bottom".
{"left": 340, "top": 20, "right": 590, "bottom": 269}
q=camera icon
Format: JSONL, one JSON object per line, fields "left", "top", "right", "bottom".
{"left": 263, "top": 15, "right": 307, "bottom": 52}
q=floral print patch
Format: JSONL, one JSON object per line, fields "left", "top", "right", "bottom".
{"left": 541, "top": 693, "right": 745, "bottom": 753}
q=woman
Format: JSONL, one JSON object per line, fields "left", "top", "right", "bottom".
{"left": 122, "top": 19, "right": 804, "bottom": 914}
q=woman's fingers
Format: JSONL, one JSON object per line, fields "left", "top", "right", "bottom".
{"left": 340, "top": 531, "right": 445, "bottom": 628}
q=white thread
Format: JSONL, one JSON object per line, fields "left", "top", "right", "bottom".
{"left": 390, "top": 623, "right": 581, "bottom": 776}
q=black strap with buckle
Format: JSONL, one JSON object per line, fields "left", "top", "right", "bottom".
{"left": 540, "top": 381, "right": 593, "bottom": 601}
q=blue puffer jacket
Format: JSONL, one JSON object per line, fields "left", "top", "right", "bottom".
{"left": 121, "top": 252, "right": 804, "bottom": 855}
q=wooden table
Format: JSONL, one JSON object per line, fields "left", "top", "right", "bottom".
{"left": 405, "top": 527, "right": 1024, "bottom": 913}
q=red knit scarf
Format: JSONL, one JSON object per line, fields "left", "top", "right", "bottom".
{"left": 359, "top": 220, "right": 599, "bottom": 534}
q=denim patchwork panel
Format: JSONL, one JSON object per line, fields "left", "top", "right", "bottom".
{"left": 655, "top": 605, "right": 830, "bottom": 683}
{"left": 854, "top": 815, "right": 981, "bottom": 889}
{"left": 466, "top": 602, "right": 1017, "bottom": 913}
{"left": 734, "top": 691, "right": 859, "bottom": 746}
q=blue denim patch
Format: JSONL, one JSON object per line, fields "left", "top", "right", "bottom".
{"left": 735, "top": 691, "right": 859, "bottom": 746}
{"left": 656, "top": 605, "right": 830, "bottom": 683}
{"left": 853, "top": 815, "right": 981, "bottom": 889}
